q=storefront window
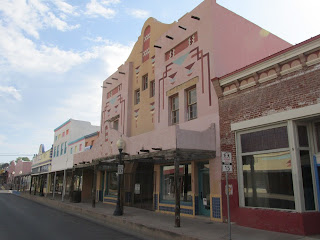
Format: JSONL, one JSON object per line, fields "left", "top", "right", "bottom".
{"left": 106, "top": 172, "right": 118, "bottom": 196}
{"left": 240, "top": 126, "right": 295, "bottom": 210}
{"left": 161, "top": 164, "right": 192, "bottom": 202}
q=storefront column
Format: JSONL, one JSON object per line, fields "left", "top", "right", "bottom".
{"left": 52, "top": 172, "right": 57, "bottom": 199}
{"left": 62, "top": 169, "right": 67, "bottom": 201}
{"left": 288, "top": 120, "right": 304, "bottom": 212}
{"left": 92, "top": 164, "right": 97, "bottom": 208}
{"left": 70, "top": 169, "right": 75, "bottom": 202}
{"left": 45, "top": 173, "right": 50, "bottom": 197}
{"left": 29, "top": 176, "right": 33, "bottom": 194}
{"left": 174, "top": 157, "right": 180, "bottom": 227}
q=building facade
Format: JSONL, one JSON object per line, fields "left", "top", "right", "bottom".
{"left": 216, "top": 35, "right": 320, "bottom": 235}
{"left": 72, "top": 0, "right": 292, "bottom": 223}
{"left": 31, "top": 144, "right": 52, "bottom": 195}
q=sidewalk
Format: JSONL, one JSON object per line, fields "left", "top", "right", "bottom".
{"left": 19, "top": 192, "right": 320, "bottom": 240}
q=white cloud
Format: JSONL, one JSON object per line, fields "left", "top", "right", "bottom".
{"left": 0, "top": 86, "right": 22, "bottom": 102}
{"left": 85, "top": 0, "right": 117, "bottom": 19}
{"left": 127, "top": 9, "right": 150, "bottom": 19}
{"left": 0, "top": 0, "right": 79, "bottom": 39}
{"left": 0, "top": 24, "right": 93, "bottom": 73}
{"left": 54, "top": 0, "right": 80, "bottom": 16}
{"left": 101, "top": 0, "right": 121, "bottom": 6}
{"left": 53, "top": 39, "right": 132, "bottom": 126}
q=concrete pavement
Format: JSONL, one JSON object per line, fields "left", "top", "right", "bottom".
{"left": 16, "top": 192, "right": 320, "bottom": 240}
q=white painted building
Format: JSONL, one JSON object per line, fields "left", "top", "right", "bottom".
{"left": 51, "top": 119, "right": 99, "bottom": 172}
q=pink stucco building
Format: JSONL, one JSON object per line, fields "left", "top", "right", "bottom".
{"left": 73, "top": 0, "right": 292, "bottom": 225}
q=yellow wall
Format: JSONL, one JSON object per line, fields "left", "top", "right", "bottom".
{"left": 126, "top": 18, "right": 174, "bottom": 136}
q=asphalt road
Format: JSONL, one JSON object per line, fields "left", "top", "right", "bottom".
{"left": 0, "top": 194, "right": 142, "bottom": 240}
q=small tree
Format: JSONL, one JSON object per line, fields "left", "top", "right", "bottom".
{"left": 15, "top": 157, "right": 30, "bottom": 163}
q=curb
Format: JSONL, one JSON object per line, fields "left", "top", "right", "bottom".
{"left": 19, "top": 193, "right": 199, "bottom": 240}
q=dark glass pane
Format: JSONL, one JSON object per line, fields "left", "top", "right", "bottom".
{"left": 242, "top": 151, "right": 295, "bottom": 210}
{"left": 241, "top": 127, "right": 288, "bottom": 153}
{"left": 300, "top": 150, "right": 315, "bottom": 210}
{"left": 298, "top": 126, "right": 309, "bottom": 147}
{"left": 107, "top": 172, "right": 118, "bottom": 196}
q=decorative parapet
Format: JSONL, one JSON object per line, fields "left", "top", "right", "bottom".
{"left": 217, "top": 36, "right": 320, "bottom": 97}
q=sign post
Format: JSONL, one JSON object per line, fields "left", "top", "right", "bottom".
{"left": 222, "top": 152, "right": 232, "bottom": 240}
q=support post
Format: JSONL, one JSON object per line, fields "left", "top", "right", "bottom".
{"left": 226, "top": 170, "right": 231, "bottom": 240}
{"left": 70, "top": 169, "right": 75, "bottom": 202}
{"left": 29, "top": 176, "right": 33, "bottom": 195}
{"left": 174, "top": 157, "right": 180, "bottom": 227}
{"left": 62, "top": 169, "right": 66, "bottom": 201}
{"left": 52, "top": 172, "right": 57, "bottom": 200}
{"left": 45, "top": 173, "right": 50, "bottom": 197}
{"left": 92, "top": 164, "right": 97, "bottom": 208}
{"left": 113, "top": 150, "right": 123, "bottom": 216}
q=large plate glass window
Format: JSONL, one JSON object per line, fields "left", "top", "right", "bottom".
{"left": 239, "top": 126, "right": 295, "bottom": 210}
{"left": 161, "top": 163, "right": 192, "bottom": 202}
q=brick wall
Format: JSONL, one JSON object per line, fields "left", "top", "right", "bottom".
{"left": 216, "top": 62, "right": 320, "bottom": 234}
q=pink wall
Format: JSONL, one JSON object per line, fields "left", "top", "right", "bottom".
{"left": 15, "top": 159, "right": 32, "bottom": 176}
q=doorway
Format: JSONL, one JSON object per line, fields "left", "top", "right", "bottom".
{"left": 133, "top": 162, "right": 154, "bottom": 210}
{"left": 198, "top": 162, "right": 210, "bottom": 216}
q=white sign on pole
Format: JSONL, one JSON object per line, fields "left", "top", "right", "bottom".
{"left": 222, "top": 151, "right": 232, "bottom": 164}
{"left": 117, "top": 164, "right": 124, "bottom": 175}
{"left": 222, "top": 164, "right": 232, "bottom": 172}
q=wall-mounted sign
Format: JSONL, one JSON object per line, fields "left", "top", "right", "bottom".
{"left": 135, "top": 183, "right": 140, "bottom": 194}
{"left": 117, "top": 165, "right": 124, "bottom": 175}
{"left": 203, "top": 198, "right": 208, "bottom": 206}
{"left": 222, "top": 151, "right": 232, "bottom": 164}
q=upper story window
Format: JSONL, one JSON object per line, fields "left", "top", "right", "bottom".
{"left": 79, "top": 144, "right": 82, "bottom": 152}
{"left": 61, "top": 144, "right": 64, "bottom": 155}
{"left": 66, "top": 129, "right": 69, "bottom": 135}
{"left": 170, "top": 95, "right": 179, "bottom": 125}
{"left": 57, "top": 144, "right": 59, "bottom": 156}
{"left": 142, "top": 74, "right": 148, "bottom": 91}
{"left": 150, "top": 80, "right": 155, "bottom": 97}
{"left": 169, "top": 49, "right": 175, "bottom": 58}
{"left": 53, "top": 146, "right": 56, "bottom": 157}
{"left": 135, "top": 89, "right": 140, "bottom": 105}
{"left": 113, "top": 119, "right": 119, "bottom": 131}
{"left": 62, "top": 132, "right": 65, "bottom": 137}
{"left": 187, "top": 87, "right": 197, "bottom": 120}
{"left": 64, "top": 142, "right": 67, "bottom": 154}
{"left": 142, "top": 25, "right": 151, "bottom": 62}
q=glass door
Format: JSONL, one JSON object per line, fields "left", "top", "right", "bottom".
{"left": 198, "top": 162, "right": 210, "bottom": 216}
{"left": 296, "top": 124, "right": 316, "bottom": 210}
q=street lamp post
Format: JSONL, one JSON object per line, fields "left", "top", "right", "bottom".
{"left": 113, "top": 137, "right": 125, "bottom": 216}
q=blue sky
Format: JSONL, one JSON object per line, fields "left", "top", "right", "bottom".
{"left": 1, "top": 0, "right": 320, "bottom": 164}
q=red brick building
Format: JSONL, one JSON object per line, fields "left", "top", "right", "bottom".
{"left": 214, "top": 35, "right": 320, "bottom": 235}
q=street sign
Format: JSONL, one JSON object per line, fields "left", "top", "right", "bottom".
{"left": 222, "top": 151, "right": 232, "bottom": 164}
{"left": 117, "top": 164, "right": 124, "bottom": 175}
{"left": 222, "top": 164, "right": 232, "bottom": 172}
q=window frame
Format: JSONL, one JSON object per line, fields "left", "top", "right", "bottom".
{"left": 142, "top": 74, "right": 148, "bottom": 91}
{"left": 170, "top": 94, "right": 179, "bottom": 125}
{"left": 135, "top": 89, "right": 140, "bottom": 105}
{"left": 113, "top": 119, "right": 119, "bottom": 130}
{"left": 187, "top": 86, "right": 197, "bottom": 121}
{"left": 236, "top": 123, "right": 296, "bottom": 211}
{"left": 150, "top": 80, "right": 155, "bottom": 97}
{"left": 160, "top": 163, "right": 192, "bottom": 205}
